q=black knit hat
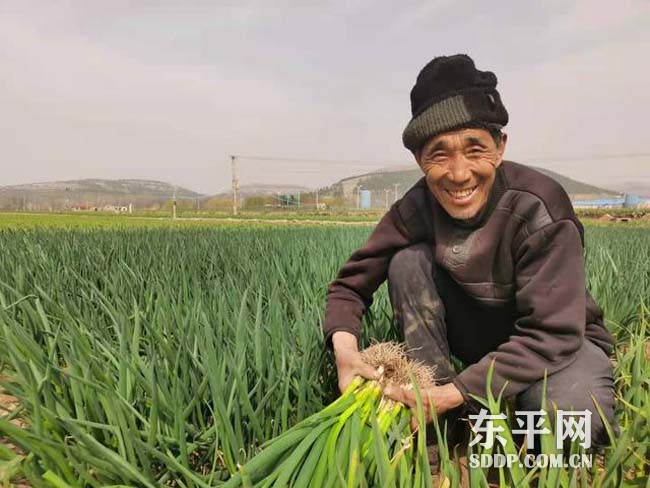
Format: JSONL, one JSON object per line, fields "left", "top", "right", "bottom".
{"left": 402, "top": 54, "right": 508, "bottom": 152}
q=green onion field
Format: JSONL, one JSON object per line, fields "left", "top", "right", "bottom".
{"left": 0, "top": 216, "right": 648, "bottom": 486}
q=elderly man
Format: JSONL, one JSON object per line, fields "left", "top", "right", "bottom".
{"left": 324, "top": 54, "right": 617, "bottom": 448}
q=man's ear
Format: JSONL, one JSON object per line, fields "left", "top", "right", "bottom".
{"left": 498, "top": 133, "right": 508, "bottom": 156}
{"left": 494, "top": 133, "right": 507, "bottom": 168}
{"left": 414, "top": 148, "right": 423, "bottom": 169}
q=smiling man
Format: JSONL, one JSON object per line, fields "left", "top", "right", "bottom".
{"left": 324, "top": 54, "right": 617, "bottom": 448}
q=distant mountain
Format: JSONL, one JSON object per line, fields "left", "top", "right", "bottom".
{"left": 326, "top": 163, "right": 618, "bottom": 200}
{"left": 1, "top": 167, "right": 622, "bottom": 212}
{"left": 607, "top": 182, "right": 650, "bottom": 198}
{"left": 0, "top": 179, "right": 200, "bottom": 211}
{"left": 531, "top": 168, "right": 617, "bottom": 198}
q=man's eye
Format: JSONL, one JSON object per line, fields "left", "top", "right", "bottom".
{"left": 467, "top": 148, "right": 486, "bottom": 157}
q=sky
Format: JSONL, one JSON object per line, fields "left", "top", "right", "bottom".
{"left": 1, "top": 0, "right": 649, "bottom": 194}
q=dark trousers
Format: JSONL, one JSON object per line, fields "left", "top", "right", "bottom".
{"left": 387, "top": 243, "right": 618, "bottom": 448}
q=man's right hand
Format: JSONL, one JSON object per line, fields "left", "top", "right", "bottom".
{"left": 332, "top": 331, "right": 380, "bottom": 394}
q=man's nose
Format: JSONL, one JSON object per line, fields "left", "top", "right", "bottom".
{"left": 446, "top": 156, "right": 472, "bottom": 184}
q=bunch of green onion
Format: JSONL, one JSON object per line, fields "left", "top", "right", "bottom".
{"left": 222, "top": 342, "right": 435, "bottom": 487}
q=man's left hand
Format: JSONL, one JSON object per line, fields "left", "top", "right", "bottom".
{"left": 383, "top": 383, "right": 465, "bottom": 428}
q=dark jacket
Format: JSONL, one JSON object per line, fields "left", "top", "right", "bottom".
{"left": 324, "top": 161, "right": 614, "bottom": 400}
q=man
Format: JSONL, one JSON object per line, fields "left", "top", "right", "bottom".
{"left": 323, "top": 54, "right": 617, "bottom": 448}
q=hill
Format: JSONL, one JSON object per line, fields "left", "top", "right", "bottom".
{"left": 608, "top": 181, "right": 650, "bottom": 198}
{"left": 327, "top": 163, "right": 618, "bottom": 200}
{"left": 0, "top": 179, "right": 200, "bottom": 211}
{"left": 1, "top": 167, "right": 621, "bottom": 212}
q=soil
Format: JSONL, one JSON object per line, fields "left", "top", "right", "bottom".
{"left": 0, "top": 382, "right": 23, "bottom": 442}
{"left": 1, "top": 379, "right": 30, "bottom": 487}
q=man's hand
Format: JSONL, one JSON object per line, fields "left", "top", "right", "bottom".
{"left": 332, "top": 331, "right": 380, "bottom": 394}
{"left": 383, "top": 382, "right": 465, "bottom": 429}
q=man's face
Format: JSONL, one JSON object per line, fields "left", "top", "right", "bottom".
{"left": 415, "top": 128, "right": 507, "bottom": 220}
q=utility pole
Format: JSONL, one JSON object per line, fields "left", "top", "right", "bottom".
{"left": 315, "top": 188, "right": 319, "bottom": 210}
{"left": 231, "top": 155, "right": 239, "bottom": 215}
{"left": 172, "top": 187, "right": 177, "bottom": 220}
{"left": 385, "top": 189, "right": 390, "bottom": 209}
{"left": 393, "top": 183, "right": 400, "bottom": 203}
{"left": 356, "top": 185, "right": 362, "bottom": 210}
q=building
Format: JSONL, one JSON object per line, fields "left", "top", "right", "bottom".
{"left": 572, "top": 194, "right": 650, "bottom": 209}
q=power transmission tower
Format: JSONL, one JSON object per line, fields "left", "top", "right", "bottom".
{"left": 172, "top": 187, "right": 177, "bottom": 220}
{"left": 231, "top": 155, "right": 239, "bottom": 215}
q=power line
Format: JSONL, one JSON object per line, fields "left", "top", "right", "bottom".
{"left": 234, "top": 151, "right": 650, "bottom": 166}
{"left": 235, "top": 155, "right": 409, "bottom": 167}
{"left": 240, "top": 168, "right": 373, "bottom": 174}
{"left": 521, "top": 152, "right": 650, "bottom": 163}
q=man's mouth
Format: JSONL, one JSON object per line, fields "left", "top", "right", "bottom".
{"left": 445, "top": 185, "right": 478, "bottom": 201}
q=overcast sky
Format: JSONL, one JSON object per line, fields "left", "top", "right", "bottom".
{"left": 1, "top": 0, "right": 649, "bottom": 194}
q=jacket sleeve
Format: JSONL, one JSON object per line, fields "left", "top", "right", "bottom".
{"left": 323, "top": 204, "right": 413, "bottom": 345}
{"left": 453, "top": 219, "right": 586, "bottom": 400}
